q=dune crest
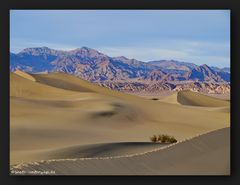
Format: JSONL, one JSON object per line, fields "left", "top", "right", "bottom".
{"left": 10, "top": 71, "right": 230, "bottom": 175}
{"left": 11, "top": 127, "right": 230, "bottom": 175}
{"left": 177, "top": 90, "right": 229, "bottom": 107}
{"left": 14, "top": 69, "right": 36, "bottom": 81}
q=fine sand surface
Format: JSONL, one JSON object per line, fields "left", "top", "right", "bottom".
{"left": 203, "top": 93, "right": 230, "bottom": 101}
{"left": 177, "top": 90, "right": 229, "bottom": 107}
{"left": 127, "top": 90, "right": 230, "bottom": 101}
{"left": 10, "top": 71, "right": 230, "bottom": 175}
{"left": 11, "top": 127, "right": 230, "bottom": 175}
{"left": 11, "top": 142, "right": 170, "bottom": 164}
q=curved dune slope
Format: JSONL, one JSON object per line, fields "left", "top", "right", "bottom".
{"left": 32, "top": 72, "right": 95, "bottom": 93}
{"left": 10, "top": 72, "right": 111, "bottom": 100}
{"left": 158, "top": 92, "right": 180, "bottom": 104}
{"left": 32, "top": 72, "right": 142, "bottom": 101}
{"left": 11, "top": 127, "right": 230, "bottom": 175}
{"left": 157, "top": 90, "right": 229, "bottom": 108}
{"left": 13, "top": 142, "right": 169, "bottom": 163}
{"left": 10, "top": 72, "right": 82, "bottom": 99}
{"left": 10, "top": 71, "right": 230, "bottom": 170}
{"left": 14, "top": 70, "right": 36, "bottom": 81}
{"left": 177, "top": 90, "right": 229, "bottom": 107}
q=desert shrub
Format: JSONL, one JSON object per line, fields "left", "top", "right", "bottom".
{"left": 160, "top": 134, "right": 169, "bottom": 143}
{"left": 151, "top": 134, "right": 177, "bottom": 143}
{"left": 157, "top": 134, "right": 163, "bottom": 141}
{"left": 168, "top": 136, "right": 177, "bottom": 143}
{"left": 151, "top": 98, "right": 159, "bottom": 100}
{"left": 150, "top": 135, "right": 158, "bottom": 143}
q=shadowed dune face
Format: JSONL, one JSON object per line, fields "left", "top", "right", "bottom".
{"left": 177, "top": 90, "right": 229, "bottom": 107}
{"left": 10, "top": 73, "right": 82, "bottom": 99}
{"left": 32, "top": 73, "right": 95, "bottom": 93}
{"left": 157, "top": 92, "right": 180, "bottom": 104}
{"left": 31, "top": 72, "right": 147, "bottom": 103}
{"left": 10, "top": 71, "right": 230, "bottom": 173}
{"left": 11, "top": 127, "right": 230, "bottom": 175}
{"left": 15, "top": 70, "right": 36, "bottom": 81}
{"left": 12, "top": 142, "right": 169, "bottom": 163}
{"left": 157, "top": 90, "right": 229, "bottom": 108}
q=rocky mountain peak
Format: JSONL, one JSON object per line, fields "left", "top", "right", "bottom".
{"left": 18, "top": 46, "right": 65, "bottom": 57}
{"left": 200, "top": 64, "right": 211, "bottom": 70}
{"left": 69, "top": 47, "right": 103, "bottom": 58}
{"left": 113, "top": 56, "right": 129, "bottom": 61}
{"left": 10, "top": 46, "right": 230, "bottom": 91}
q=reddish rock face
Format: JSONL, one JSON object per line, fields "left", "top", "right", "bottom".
{"left": 10, "top": 47, "right": 230, "bottom": 94}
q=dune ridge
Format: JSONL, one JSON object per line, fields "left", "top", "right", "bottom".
{"left": 10, "top": 70, "right": 230, "bottom": 175}
{"left": 32, "top": 72, "right": 143, "bottom": 101}
{"left": 11, "top": 127, "right": 230, "bottom": 175}
{"left": 157, "top": 90, "right": 229, "bottom": 107}
{"left": 14, "top": 70, "right": 36, "bottom": 81}
{"left": 177, "top": 90, "right": 229, "bottom": 107}
{"left": 10, "top": 72, "right": 82, "bottom": 99}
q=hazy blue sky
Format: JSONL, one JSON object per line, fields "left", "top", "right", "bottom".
{"left": 10, "top": 10, "right": 230, "bottom": 67}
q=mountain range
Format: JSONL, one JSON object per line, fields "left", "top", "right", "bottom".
{"left": 10, "top": 46, "right": 230, "bottom": 94}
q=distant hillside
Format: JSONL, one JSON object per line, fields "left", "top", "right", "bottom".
{"left": 148, "top": 60, "right": 197, "bottom": 71}
{"left": 10, "top": 47, "right": 230, "bottom": 94}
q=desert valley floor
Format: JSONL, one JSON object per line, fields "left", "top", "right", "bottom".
{"left": 10, "top": 70, "right": 230, "bottom": 175}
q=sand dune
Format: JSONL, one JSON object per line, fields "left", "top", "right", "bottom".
{"left": 203, "top": 93, "right": 230, "bottom": 101}
{"left": 32, "top": 72, "right": 96, "bottom": 93}
{"left": 32, "top": 72, "right": 142, "bottom": 101}
{"left": 177, "top": 90, "right": 229, "bottom": 107}
{"left": 11, "top": 72, "right": 84, "bottom": 99}
{"left": 14, "top": 69, "right": 36, "bottom": 81}
{"left": 10, "top": 71, "right": 230, "bottom": 175}
{"left": 11, "top": 142, "right": 169, "bottom": 164}
{"left": 158, "top": 92, "right": 180, "bottom": 104}
{"left": 156, "top": 91, "right": 230, "bottom": 113}
{"left": 11, "top": 127, "right": 230, "bottom": 175}
{"left": 157, "top": 90, "right": 229, "bottom": 107}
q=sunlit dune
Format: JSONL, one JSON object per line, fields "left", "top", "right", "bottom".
{"left": 11, "top": 127, "right": 230, "bottom": 175}
{"left": 177, "top": 90, "right": 229, "bottom": 107}
{"left": 10, "top": 70, "right": 230, "bottom": 175}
